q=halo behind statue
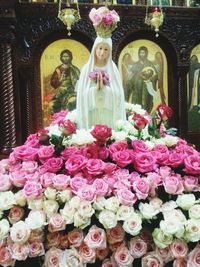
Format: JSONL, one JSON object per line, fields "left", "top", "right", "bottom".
{"left": 89, "top": 7, "right": 120, "bottom": 38}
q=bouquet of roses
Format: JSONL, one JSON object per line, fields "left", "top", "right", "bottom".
{"left": 89, "top": 7, "right": 120, "bottom": 38}
{"left": 89, "top": 69, "right": 110, "bottom": 87}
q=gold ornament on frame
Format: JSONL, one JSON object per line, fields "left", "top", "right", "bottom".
{"left": 58, "top": 0, "right": 81, "bottom": 36}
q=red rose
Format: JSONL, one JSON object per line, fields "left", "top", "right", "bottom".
{"left": 132, "top": 114, "right": 149, "bottom": 130}
{"left": 91, "top": 125, "right": 112, "bottom": 144}
{"left": 59, "top": 119, "right": 76, "bottom": 135}
{"left": 157, "top": 104, "right": 173, "bottom": 121}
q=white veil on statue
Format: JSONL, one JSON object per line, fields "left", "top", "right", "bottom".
{"left": 76, "top": 36, "right": 126, "bottom": 130}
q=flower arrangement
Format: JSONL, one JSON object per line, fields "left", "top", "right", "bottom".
{"left": 89, "top": 69, "right": 110, "bottom": 87}
{"left": 0, "top": 104, "right": 200, "bottom": 267}
{"left": 89, "top": 7, "right": 120, "bottom": 38}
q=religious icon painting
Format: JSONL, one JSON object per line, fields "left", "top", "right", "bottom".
{"left": 118, "top": 39, "right": 168, "bottom": 114}
{"left": 187, "top": 44, "right": 200, "bottom": 132}
{"left": 40, "top": 39, "right": 90, "bottom": 127}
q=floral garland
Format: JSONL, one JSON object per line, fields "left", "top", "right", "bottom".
{"left": 0, "top": 104, "right": 200, "bottom": 267}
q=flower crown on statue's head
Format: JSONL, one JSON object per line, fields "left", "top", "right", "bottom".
{"left": 89, "top": 7, "right": 120, "bottom": 38}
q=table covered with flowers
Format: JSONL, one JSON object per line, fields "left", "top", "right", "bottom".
{"left": 0, "top": 103, "right": 200, "bottom": 267}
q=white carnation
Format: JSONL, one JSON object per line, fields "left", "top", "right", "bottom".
{"left": 65, "top": 109, "right": 77, "bottom": 123}
{"left": 66, "top": 129, "right": 95, "bottom": 146}
{"left": 161, "top": 135, "right": 178, "bottom": 147}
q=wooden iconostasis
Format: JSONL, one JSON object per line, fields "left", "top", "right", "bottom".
{"left": 1, "top": 0, "right": 200, "bottom": 158}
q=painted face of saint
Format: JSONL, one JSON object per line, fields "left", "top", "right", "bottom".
{"left": 95, "top": 43, "right": 110, "bottom": 62}
{"left": 61, "top": 52, "right": 71, "bottom": 64}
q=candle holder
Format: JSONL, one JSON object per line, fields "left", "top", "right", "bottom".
{"left": 145, "top": 5, "right": 164, "bottom": 37}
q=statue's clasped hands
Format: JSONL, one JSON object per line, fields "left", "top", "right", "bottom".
{"left": 96, "top": 72, "right": 104, "bottom": 91}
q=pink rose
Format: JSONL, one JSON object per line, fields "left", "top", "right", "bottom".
{"left": 114, "top": 245, "right": 134, "bottom": 266}
{"left": 47, "top": 232, "right": 61, "bottom": 248}
{"left": 84, "top": 225, "right": 107, "bottom": 249}
{"left": 170, "top": 239, "right": 188, "bottom": 259}
{"left": 184, "top": 154, "right": 200, "bottom": 175}
{"left": 86, "top": 159, "right": 105, "bottom": 176}
{"left": 187, "top": 244, "right": 200, "bottom": 267}
{"left": 79, "top": 243, "right": 96, "bottom": 263}
{"left": 156, "top": 247, "right": 173, "bottom": 264}
{"left": 21, "top": 161, "right": 38, "bottom": 174}
{"left": 80, "top": 143, "right": 99, "bottom": 159}
{"left": 58, "top": 119, "right": 76, "bottom": 135}
{"left": 25, "top": 172, "right": 40, "bottom": 182}
{"left": 96, "top": 247, "right": 109, "bottom": 260}
{"left": 132, "top": 178, "right": 150, "bottom": 200}
{"left": 91, "top": 125, "right": 112, "bottom": 144}
{"left": 142, "top": 251, "right": 164, "bottom": 267}
{"left": 104, "top": 163, "right": 117, "bottom": 174}
{"left": 183, "top": 175, "right": 199, "bottom": 192}
{"left": 98, "top": 146, "right": 109, "bottom": 160}
{"left": 116, "top": 189, "right": 136, "bottom": 206}
{"left": 28, "top": 241, "right": 45, "bottom": 257}
{"left": 134, "top": 153, "right": 157, "bottom": 173}
{"left": 103, "top": 13, "right": 114, "bottom": 25}
{"left": 168, "top": 152, "right": 184, "bottom": 168}
{"left": 61, "top": 146, "right": 79, "bottom": 160}
{"left": 109, "top": 141, "right": 128, "bottom": 158}
{"left": 112, "top": 150, "right": 132, "bottom": 168}
{"left": 106, "top": 224, "right": 125, "bottom": 244}
{"left": 132, "top": 140, "right": 149, "bottom": 153}
{"left": 40, "top": 172, "right": 54, "bottom": 188}
{"left": 173, "top": 258, "right": 187, "bottom": 267}
{"left": 152, "top": 145, "right": 169, "bottom": 165}
{"left": 8, "top": 207, "right": 24, "bottom": 224}
{"left": 12, "top": 145, "right": 38, "bottom": 161}
{"left": 52, "top": 174, "right": 70, "bottom": 190}
{"left": 163, "top": 174, "right": 184, "bottom": 195}
{"left": 48, "top": 214, "right": 66, "bottom": 233}
{"left": 44, "top": 247, "right": 62, "bottom": 267}
{"left": 23, "top": 181, "right": 43, "bottom": 199}
{"left": 89, "top": 9, "right": 102, "bottom": 26}
{"left": 68, "top": 228, "right": 84, "bottom": 247}
{"left": 38, "top": 145, "right": 55, "bottom": 163}
{"left": 43, "top": 157, "right": 63, "bottom": 173}
{"left": 77, "top": 185, "right": 96, "bottom": 202}
{"left": 12, "top": 243, "right": 29, "bottom": 261}
{"left": 59, "top": 234, "right": 69, "bottom": 249}
{"left": 0, "top": 174, "right": 11, "bottom": 191}
{"left": 93, "top": 179, "right": 109, "bottom": 196}
{"left": 65, "top": 155, "right": 87, "bottom": 175}
{"left": 0, "top": 246, "right": 15, "bottom": 267}
{"left": 70, "top": 175, "right": 88, "bottom": 194}
{"left": 0, "top": 159, "right": 10, "bottom": 174}
{"left": 10, "top": 170, "right": 26, "bottom": 187}
{"left": 25, "top": 133, "right": 40, "bottom": 147}
{"left": 129, "top": 237, "right": 147, "bottom": 258}
{"left": 102, "top": 258, "right": 117, "bottom": 267}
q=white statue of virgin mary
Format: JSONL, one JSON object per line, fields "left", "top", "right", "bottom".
{"left": 76, "top": 35, "right": 126, "bottom": 130}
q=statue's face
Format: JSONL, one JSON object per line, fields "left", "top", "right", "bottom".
{"left": 95, "top": 43, "right": 110, "bottom": 62}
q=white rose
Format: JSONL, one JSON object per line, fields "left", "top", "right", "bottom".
{"left": 69, "top": 196, "right": 81, "bottom": 209}
{"left": 99, "top": 210, "right": 117, "bottom": 229}
{"left": 161, "top": 200, "right": 177, "bottom": 213}
{"left": 15, "top": 190, "right": 27, "bottom": 207}
{"left": 160, "top": 219, "right": 184, "bottom": 237}
{"left": 104, "top": 196, "right": 120, "bottom": 212}
{"left": 93, "top": 196, "right": 106, "bottom": 211}
{"left": 0, "top": 191, "right": 16, "bottom": 210}
{"left": 116, "top": 119, "right": 127, "bottom": 130}
{"left": 43, "top": 200, "right": 59, "bottom": 219}
{"left": 138, "top": 203, "right": 159, "bottom": 219}
{"left": 176, "top": 194, "right": 196, "bottom": 210}
{"left": 10, "top": 221, "right": 30, "bottom": 244}
{"left": 163, "top": 209, "right": 186, "bottom": 223}
{"left": 123, "top": 213, "right": 142, "bottom": 236}
{"left": 116, "top": 205, "right": 135, "bottom": 221}
{"left": 111, "top": 131, "right": 128, "bottom": 141}
{"left": 44, "top": 187, "right": 57, "bottom": 200}
{"left": 60, "top": 247, "right": 86, "bottom": 267}
{"left": 57, "top": 189, "right": 72, "bottom": 203}
{"left": 161, "top": 135, "right": 178, "bottom": 147}
{"left": 149, "top": 197, "right": 163, "bottom": 211}
{"left": 60, "top": 203, "right": 75, "bottom": 224}
{"left": 67, "top": 130, "right": 95, "bottom": 146}
{"left": 152, "top": 228, "right": 173, "bottom": 248}
{"left": 184, "top": 219, "right": 200, "bottom": 242}
{"left": 28, "top": 198, "right": 44, "bottom": 210}
{"left": 25, "top": 210, "right": 46, "bottom": 229}
{"left": 0, "top": 219, "right": 10, "bottom": 239}
{"left": 189, "top": 204, "right": 200, "bottom": 220}
{"left": 78, "top": 201, "right": 94, "bottom": 218}
{"left": 74, "top": 212, "right": 91, "bottom": 229}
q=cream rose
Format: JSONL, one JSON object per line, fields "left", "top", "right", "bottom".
{"left": 122, "top": 213, "right": 142, "bottom": 236}
{"left": 0, "top": 219, "right": 10, "bottom": 240}
{"left": 0, "top": 191, "right": 16, "bottom": 210}
{"left": 99, "top": 210, "right": 117, "bottom": 229}
{"left": 10, "top": 221, "right": 30, "bottom": 244}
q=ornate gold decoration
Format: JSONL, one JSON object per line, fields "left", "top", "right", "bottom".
{"left": 145, "top": 1, "right": 164, "bottom": 37}
{"left": 58, "top": 0, "right": 81, "bottom": 36}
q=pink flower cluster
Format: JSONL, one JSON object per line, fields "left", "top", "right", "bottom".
{"left": 89, "top": 69, "right": 110, "bottom": 86}
{"left": 89, "top": 7, "right": 119, "bottom": 27}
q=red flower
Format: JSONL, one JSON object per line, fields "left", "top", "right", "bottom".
{"left": 132, "top": 114, "right": 149, "bottom": 130}
{"left": 59, "top": 119, "right": 76, "bottom": 135}
{"left": 91, "top": 125, "right": 112, "bottom": 144}
{"left": 157, "top": 104, "right": 173, "bottom": 121}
